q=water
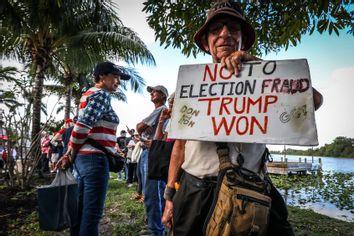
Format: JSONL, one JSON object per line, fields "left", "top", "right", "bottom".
{"left": 270, "top": 154, "right": 354, "bottom": 173}
{"left": 270, "top": 154, "right": 354, "bottom": 222}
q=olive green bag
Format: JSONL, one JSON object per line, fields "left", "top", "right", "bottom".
{"left": 204, "top": 144, "right": 272, "bottom": 236}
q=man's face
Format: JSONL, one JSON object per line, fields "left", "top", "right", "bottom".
{"left": 202, "top": 16, "right": 242, "bottom": 63}
{"left": 150, "top": 89, "right": 165, "bottom": 103}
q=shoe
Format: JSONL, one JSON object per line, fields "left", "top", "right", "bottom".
{"left": 138, "top": 228, "right": 152, "bottom": 235}
{"left": 131, "top": 192, "right": 142, "bottom": 200}
{"left": 127, "top": 183, "right": 133, "bottom": 187}
{"left": 137, "top": 195, "right": 144, "bottom": 203}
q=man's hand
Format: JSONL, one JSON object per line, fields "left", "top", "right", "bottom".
{"left": 143, "top": 139, "right": 152, "bottom": 148}
{"left": 221, "top": 50, "right": 260, "bottom": 76}
{"left": 159, "top": 108, "right": 171, "bottom": 123}
{"left": 55, "top": 155, "right": 71, "bottom": 170}
{"left": 162, "top": 200, "right": 173, "bottom": 229}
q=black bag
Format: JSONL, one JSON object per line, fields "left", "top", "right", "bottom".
{"left": 37, "top": 169, "right": 78, "bottom": 231}
{"left": 86, "top": 138, "right": 124, "bottom": 173}
{"left": 148, "top": 140, "right": 175, "bottom": 182}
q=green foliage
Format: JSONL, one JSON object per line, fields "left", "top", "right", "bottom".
{"left": 2, "top": 176, "right": 354, "bottom": 235}
{"left": 105, "top": 176, "right": 146, "bottom": 235}
{"left": 278, "top": 136, "right": 354, "bottom": 158}
{"left": 270, "top": 172, "right": 354, "bottom": 213}
{"left": 288, "top": 206, "right": 354, "bottom": 236}
{"left": 1, "top": 0, "right": 155, "bottom": 139}
{"left": 143, "top": 0, "right": 353, "bottom": 57}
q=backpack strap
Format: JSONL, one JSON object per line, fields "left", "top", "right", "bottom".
{"left": 215, "top": 142, "right": 235, "bottom": 171}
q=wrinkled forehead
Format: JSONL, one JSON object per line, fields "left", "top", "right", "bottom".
{"left": 208, "top": 14, "right": 242, "bottom": 28}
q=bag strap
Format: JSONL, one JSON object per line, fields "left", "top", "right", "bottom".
{"left": 215, "top": 142, "right": 235, "bottom": 171}
{"left": 86, "top": 138, "right": 115, "bottom": 158}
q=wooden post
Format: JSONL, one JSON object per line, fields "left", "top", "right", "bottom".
{"left": 305, "top": 158, "right": 307, "bottom": 163}
{"left": 281, "top": 157, "right": 283, "bottom": 162}
{"left": 299, "top": 157, "right": 301, "bottom": 163}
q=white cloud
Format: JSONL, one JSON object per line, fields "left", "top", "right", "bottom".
{"left": 112, "top": 0, "right": 156, "bottom": 43}
{"left": 315, "top": 67, "right": 354, "bottom": 146}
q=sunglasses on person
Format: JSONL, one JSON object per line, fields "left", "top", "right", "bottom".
{"left": 208, "top": 21, "right": 241, "bottom": 35}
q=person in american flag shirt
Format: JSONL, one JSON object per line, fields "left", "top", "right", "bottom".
{"left": 56, "top": 61, "right": 130, "bottom": 236}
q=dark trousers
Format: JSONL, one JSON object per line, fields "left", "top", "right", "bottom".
{"left": 172, "top": 171, "right": 217, "bottom": 236}
{"left": 126, "top": 162, "right": 137, "bottom": 184}
{"left": 40, "top": 154, "right": 49, "bottom": 174}
{"left": 266, "top": 179, "right": 295, "bottom": 235}
{"left": 172, "top": 171, "right": 294, "bottom": 236}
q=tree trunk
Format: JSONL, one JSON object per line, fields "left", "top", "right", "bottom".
{"left": 31, "top": 66, "right": 44, "bottom": 140}
{"left": 75, "top": 97, "right": 80, "bottom": 117}
{"left": 30, "top": 59, "right": 48, "bottom": 161}
{"left": 64, "top": 77, "right": 72, "bottom": 120}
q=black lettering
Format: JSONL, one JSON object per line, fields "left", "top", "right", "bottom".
{"left": 227, "top": 82, "right": 235, "bottom": 95}
{"left": 245, "top": 80, "right": 256, "bottom": 95}
{"left": 263, "top": 61, "right": 276, "bottom": 75}
{"left": 189, "top": 84, "right": 199, "bottom": 98}
{"left": 235, "top": 81, "right": 244, "bottom": 95}
{"left": 199, "top": 83, "right": 208, "bottom": 97}
{"left": 209, "top": 83, "right": 217, "bottom": 96}
{"left": 244, "top": 61, "right": 262, "bottom": 76}
{"left": 180, "top": 85, "right": 189, "bottom": 98}
{"left": 218, "top": 82, "right": 229, "bottom": 96}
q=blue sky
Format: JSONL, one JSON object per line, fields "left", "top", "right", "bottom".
{"left": 113, "top": 0, "right": 354, "bottom": 151}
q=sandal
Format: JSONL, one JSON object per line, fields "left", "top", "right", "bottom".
{"left": 137, "top": 195, "right": 144, "bottom": 203}
{"left": 131, "top": 192, "right": 142, "bottom": 200}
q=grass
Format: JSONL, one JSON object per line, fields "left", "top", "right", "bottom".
{"left": 288, "top": 206, "right": 354, "bottom": 236}
{"left": 2, "top": 173, "right": 354, "bottom": 235}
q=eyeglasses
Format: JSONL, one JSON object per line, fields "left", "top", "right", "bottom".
{"left": 208, "top": 21, "right": 241, "bottom": 35}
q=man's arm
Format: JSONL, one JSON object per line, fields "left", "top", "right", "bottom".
{"left": 137, "top": 106, "right": 166, "bottom": 135}
{"left": 166, "top": 139, "right": 186, "bottom": 189}
{"left": 162, "top": 139, "right": 186, "bottom": 229}
{"left": 136, "top": 122, "right": 150, "bottom": 134}
{"left": 313, "top": 88, "right": 323, "bottom": 111}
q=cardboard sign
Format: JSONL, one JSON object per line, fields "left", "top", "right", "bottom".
{"left": 168, "top": 59, "right": 318, "bottom": 146}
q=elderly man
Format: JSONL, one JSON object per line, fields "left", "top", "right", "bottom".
{"left": 136, "top": 85, "right": 169, "bottom": 236}
{"left": 162, "top": 1, "right": 323, "bottom": 236}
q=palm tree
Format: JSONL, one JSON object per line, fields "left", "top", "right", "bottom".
{"left": 1, "top": 0, "right": 155, "bottom": 143}
{"left": 0, "top": 66, "right": 23, "bottom": 109}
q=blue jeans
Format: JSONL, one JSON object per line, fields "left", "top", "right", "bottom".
{"left": 143, "top": 149, "right": 166, "bottom": 236}
{"left": 136, "top": 158, "right": 142, "bottom": 194}
{"left": 70, "top": 153, "right": 109, "bottom": 236}
{"left": 140, "top": 149, "right": 149, "bottom": 194}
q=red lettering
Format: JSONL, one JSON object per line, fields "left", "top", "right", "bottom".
{"left": 212, "top": 116, "right": 236, "bottom": 136}
{"left": 264, "top": 95, "right": 278, "bottom": 112}
{"left": 271, "top": 78, "right": 281, "bottom": 93}
{"left": 234, "top": 97, "right": 246, "bottom": 114}
{"left": 250, "top": 116, "right": 268, "bottom": 134}
{"left": 198, "top": 97, "right": 220, "bottom": 115}
{"left": 246, "top": 97, "right": 262, "bottom": 113}
{"left": 219, "top": 97, "right": 233, "bottom": 115}
{"left": 212, "top": 115, "right": 268, "bottom": 136}
{"left": 220, "top": 66, "right": 233, "bottom": 80}
{"left": 236, "top": 116, "right": 249, "bottom": 135}
{"left": 203, "top": 64, "right": 217, "bottom": 82}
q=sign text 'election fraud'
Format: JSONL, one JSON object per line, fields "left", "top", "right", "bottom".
{"left": 168, "top": 59, "right": 318, "bottom": 146}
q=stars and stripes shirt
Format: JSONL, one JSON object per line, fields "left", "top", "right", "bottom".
{"left": 69, "top": 87, "right": 119, "bottom": 155}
